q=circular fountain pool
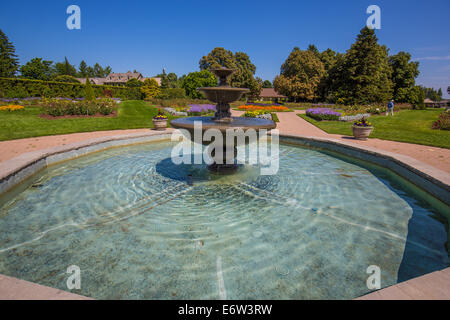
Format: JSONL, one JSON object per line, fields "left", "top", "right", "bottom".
{"left": 0, "top": 140, "right": 448, "bottom": 299}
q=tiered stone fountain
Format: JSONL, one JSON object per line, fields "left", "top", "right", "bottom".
{"left": 170, "top": 68, "right": 276, "bottom": 173}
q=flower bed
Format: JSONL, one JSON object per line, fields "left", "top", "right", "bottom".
{"left": 42, "top": 98, "right": 117, "bottom": 117}
{"left": 0, "top": 105, "right": 24, "bottom": 111}
{"left": 187, "top": 104, "right": 216, "bottom": 115}
{"left": 306, "top": 108, "right": 341, "bottom": 121}
{"left": 243, "top": 110, "right": 273, "bottom": 120}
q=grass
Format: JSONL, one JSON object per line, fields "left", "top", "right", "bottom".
{"left": 0, "top": 100, "right": 176, "bottom": 141}
{"left": 298, "top": 108, "right": 450, "bottom": 149}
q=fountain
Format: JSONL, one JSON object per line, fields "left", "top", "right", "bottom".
{"left": 170, "top": 68, "right": 277, "bottom": 173}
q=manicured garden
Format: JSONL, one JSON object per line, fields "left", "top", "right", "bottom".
{"left": 299, "top": 109, "right": 450, "bottom": 149}
{"left": 0, "top": 100, "right": 173, "bottom": 141}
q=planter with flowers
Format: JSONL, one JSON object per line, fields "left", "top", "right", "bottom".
{"left": 352, "top": 117, "right": 373, "bottom": 140}
{"left": 152, "top": 109, "right": 168, "bottom": 130}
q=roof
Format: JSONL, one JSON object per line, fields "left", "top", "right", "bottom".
{"left": 259, "top": 88, "right": 286, "bottom": 98}
{"left": 104, "top": 72, "right": 143, "bottom": 83}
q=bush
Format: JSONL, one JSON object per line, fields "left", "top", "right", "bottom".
{"left": 157, "top": 88, "right": 186, "bottom": 99}
{"left": 84, "top": 77, "right": 95, "bottom": 101}
{"left": 52, "top": 75, "right": 81, "bottom": 83}
{"left": 432, "top": 111, "right": 450, "bottom": 130}
{"left": 141, "top": 78, "right": 161, "bottom": 99}
{"left": 0, "top": 77, "right": 138, "bottom": 100}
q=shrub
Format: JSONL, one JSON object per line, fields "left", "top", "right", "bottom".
{"left": 157, "top": 88, "right": 186, "bottom": 99}
{"left": 306, "top": 108, "right": 341, "bottom": 121}
{"left": 0, "top": 77, "right": 137, "bottom": 100}
{"left": 84, "top": 77, "right": 95, "bottom": 101}
{"left": 432, "top": 111, "right": 450, "bottom": 130}
{"left": 141, "top": 78, "right": 161, "bottom": 99}
{"left": 52, "top": 75, "right": 81, "bottom": 83}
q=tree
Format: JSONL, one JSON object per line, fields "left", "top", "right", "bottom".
{"left": 53, "top": 75, "right": 80, "bottom": 83}
{"left": 86, "top": 66, "right": 95, "bottom": 77}
{"left": 54, "top": 57, "right": 77, "bottom": 77}
{"left": 78, "top": 60, "right": 88, "bottom": 77}
{"left": 159, "top": 69, "right": 169, "bottom": 88}
{"left": 140, "top": 78, "right": 161, "bottom": 99}
{"left": 328, "top": 27, "right": 393, "bottom": 104}
{"left": 199, "top": 47, "right": 237, "bottom": 72}
{"left": 19, "top": 58, "right": 54, "bottom": 80}
{"left": 273, "top": 47, "right": 325, "bottom": 101}
{"left": 318, "top": 48, "right": 340, "bottom": 100}
{"left": 182, "top": 70, "right": 217, "bottom": 99}
{"left": 388, "top": 51, "right": 420, "bottom": 101}
{"left": 93, "top": 63, "right": 104, "bottom": 78}
{"left": 103, "top": 66, "right": 112, "bottom": 77}
{"left": 199, "top": 48, "right": 260, "bottom": 99}
{"left": 0, "top": 29, "right": 19, "bottom": 77}
{"left": 396, "top": 86, "right": 425, "bottom": 108}
{"left": 84, "top": 77, "right": 95, "bottom": 101}
{"left": 262, "top": 80, "right": 272, "bottom": 88}
{"left": 307, "top": 44, "right": 320, "bottom": 58}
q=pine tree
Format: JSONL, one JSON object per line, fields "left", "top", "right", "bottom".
{"left": 0, "top": 29, "right": 19, "bottom": 77}
{"left": 78, "top": 60, "right": 88, "bottom": 77}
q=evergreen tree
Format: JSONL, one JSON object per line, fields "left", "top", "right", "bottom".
{"left": 103, "top": 66, "right": 112, "bottom": 77}
{"left": 160, "top": 69, "right": 169, "bottom": 89}
{"left": 84, "top": 77, "right": 95, "bottom": 101}
{"left": 93, "top": 63, "right": 104, "bottom": 78}
{"left": 78, "top": 60, "right": 88, "bottom": 77}
{"left": 54, "top": 57, "right": 77, "bottom": 76}
{"left": 329, "top": 27, "right": 393, "bottom": 104}
{"left": 0, "top": 29, "right": 19, "bottom": 77}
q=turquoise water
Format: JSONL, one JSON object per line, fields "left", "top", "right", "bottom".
{"left": 0, "top": 141, "right": 448, "bottom": 299}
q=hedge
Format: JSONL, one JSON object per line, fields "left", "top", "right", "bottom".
{"left": 0, "top": 77, "right": 141, "bottom": 100}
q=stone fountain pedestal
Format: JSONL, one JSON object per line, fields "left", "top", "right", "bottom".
{"left": 170, "top": 68, "right": 277, "bottom": 174}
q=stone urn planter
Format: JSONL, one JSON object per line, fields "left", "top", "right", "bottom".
{"left": 152, "top": 119, "right": 168, "bottom": 130}
{"left": 352, "top": 125, "right": 373, "bottom": 140}
{"left": 152, "top": 109, "right": 168, "bottom": 131}
{"left": 352, "top": 117, "right": 373, "bottom": 140}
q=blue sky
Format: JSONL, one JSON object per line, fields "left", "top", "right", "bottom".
{"left": 1, "top": 0, "right": 449, "bottom": 97}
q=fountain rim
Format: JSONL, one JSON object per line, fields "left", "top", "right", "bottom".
{"left": 197, "top": 87, "right": 250, "bottom": 92}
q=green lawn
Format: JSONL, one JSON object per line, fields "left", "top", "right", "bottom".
{"left": 298, "top": 109, "right": 450, "bottom": 149}
{"left": 0, "top": 100, "right": 175, "bottom": 141}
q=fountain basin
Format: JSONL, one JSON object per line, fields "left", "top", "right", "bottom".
{"left": 0, "top": 139, "right": 448, "bottom": 300}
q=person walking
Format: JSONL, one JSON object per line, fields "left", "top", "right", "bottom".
{"left": 386, "top": 99, "right": 394, "bottom": 116}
